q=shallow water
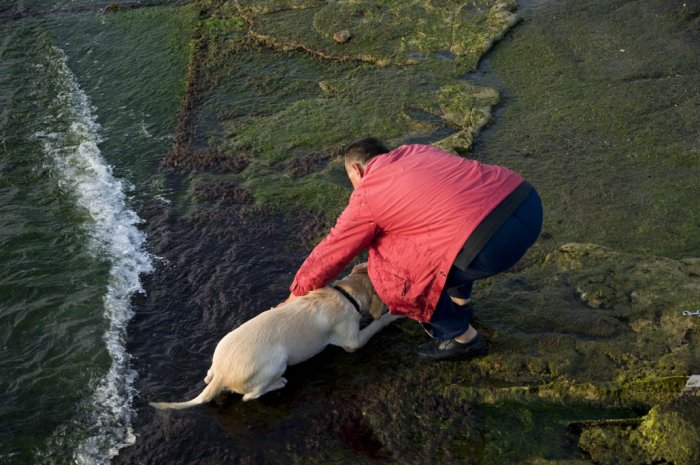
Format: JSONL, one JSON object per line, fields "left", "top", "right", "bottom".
{"left": 0, "top": 2, "right": 191, "bottom": 463}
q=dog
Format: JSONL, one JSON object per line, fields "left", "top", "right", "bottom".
{"left": 150, "top": 267, "right": 399, "bottom": 409}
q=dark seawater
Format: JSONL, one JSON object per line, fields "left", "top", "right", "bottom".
{"left": 0, "top": 2, "right": 192, "bottom": 463}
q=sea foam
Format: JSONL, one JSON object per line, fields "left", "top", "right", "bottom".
{"left": 34, "top": 46, "right": 153, "bottom": 465}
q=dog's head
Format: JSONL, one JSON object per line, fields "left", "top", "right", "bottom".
{"left": 338, "top": 263, "right": 385, "bottom": 320}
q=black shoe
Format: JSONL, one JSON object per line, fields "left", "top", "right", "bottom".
{"left": 416, "top": 333, "right": 488, "bottom": 361}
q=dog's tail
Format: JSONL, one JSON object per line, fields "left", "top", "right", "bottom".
{"left": 149, "top": 375, "right": 221, "bottom": 410}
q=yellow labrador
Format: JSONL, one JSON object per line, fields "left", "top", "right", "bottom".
{"left": 150, "top": 268, "right": 398, "bottom": 409}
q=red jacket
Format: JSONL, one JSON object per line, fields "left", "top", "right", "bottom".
{"left": 290, "top": 144, "right": 524, "bottom": 322}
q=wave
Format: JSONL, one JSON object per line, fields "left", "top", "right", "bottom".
{"left": 34, "top": 46, "right": 153, "bottom": 464}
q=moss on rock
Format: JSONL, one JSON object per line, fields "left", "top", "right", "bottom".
{"left": 579, "top": 393, "right": 700, "bottom": 465}
{"left": 429, "top": 81, "right": 500, "bottom": 153}
{"left": 177, "top": 0, "right": 514, "bottom": 214}
{"left": 142, "top": 0, "right": 700, "bottom": 463}
{"left": 477, "top": 243, "right": 699, "bottom": 388}
{"left": 234, "top": 0, "right": 519, "bottom": 74}
{"left": 203, "top": 243, "right": 696, "bottom": 463}
{"left": 470, "top": 0, "right": 700, "bottom": 259}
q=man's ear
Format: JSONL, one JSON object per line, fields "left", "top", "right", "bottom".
{"left": 352, "top": 162, "right": 365, "bottom": 178}
{"left": 369, "top": 292, "right": 385, "bottom": 320}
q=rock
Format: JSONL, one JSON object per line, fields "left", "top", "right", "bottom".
{"left": 104, "top": 2, "right": 142, "bottom": 14}
{"left": 104, "top": 3, "right": 124, "bottom": 13}
{"left": 579, "top": 393, "right": 700, "bottom": 465}
{"left": 332, "top": 30, "right": 352, "bottom": 44}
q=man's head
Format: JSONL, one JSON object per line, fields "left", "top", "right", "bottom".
{"left": 343, "top": 137, "right": 389, "bottom": 189}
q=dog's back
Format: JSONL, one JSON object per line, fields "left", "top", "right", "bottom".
{"left": 150, "top": 288, "right": 356, "bottom": 409}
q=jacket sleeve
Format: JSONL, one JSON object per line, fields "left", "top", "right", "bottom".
{"left": 290, "top": 187, "right": 377, "bottom": 296}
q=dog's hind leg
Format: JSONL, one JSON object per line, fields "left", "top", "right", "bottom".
{"left": 242, "top": 377, "right": 287, "bottom": 401}
{"left": 204, "top": 368, "right": 214, "bottom": 384}
{"left": 241, "top": 356, "right": 288, "bottom": 401}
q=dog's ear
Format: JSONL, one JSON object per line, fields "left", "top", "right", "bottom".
{"left": 369, "top": 292, "right": 385, "bottom": 320}
{"left": 352, "top": 262, "right": 368, "bottom": 274}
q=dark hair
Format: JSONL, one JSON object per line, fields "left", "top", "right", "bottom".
{"left": 343, "top": 137, "right": 389, "bottom": 166}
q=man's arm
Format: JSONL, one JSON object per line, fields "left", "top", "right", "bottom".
{"left": 290, "top": 188, "right": 377, "bottom": 297}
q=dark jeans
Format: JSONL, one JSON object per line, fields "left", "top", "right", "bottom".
{"left": 422, "top": 188, "right": 543, "bottom": 339}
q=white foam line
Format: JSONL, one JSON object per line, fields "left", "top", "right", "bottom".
{"left": 35, "top": 46, "right": 153, "bottom": 464}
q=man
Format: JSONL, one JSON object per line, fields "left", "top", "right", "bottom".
{"left": 287, "top": 138, "right": 543, "bottom": 361}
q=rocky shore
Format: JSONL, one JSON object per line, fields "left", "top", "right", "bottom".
{"left": 119, "top": 1, "right": 699, "bottom": 464}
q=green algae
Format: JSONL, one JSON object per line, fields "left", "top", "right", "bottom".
{"left": 475, "top": 243, "right": 699, "bottom": 386}
{"left": 350, "top": 243, "right": 697, "bottom": 463}
{"left": 165, "top": 0, "right": 519, "bottom": 218}
{"left": 208, "top": 239, "right": 696, "bottom": 463}
{"left": 470, "top": 0, "right": 700, "bottom": 259}
{"left": 428, "top": 80, "right": 501, "bottom": 153}
{"left": 635, "top": 394, "right": 700, "bottom": 464}
{"left": 246, "top": 171, "right": 349, "bottom": 218}
{"left": 479, "top": 401, "right": 636, "bottom": 464}
{"left": 155, "top": 0, "right": 700, "bottom": 463}
{"left": 579, "top": 392, "right": 700, "bottom": 465}
{"left": 234, "top": 0, "right": 519, "bottom": 74}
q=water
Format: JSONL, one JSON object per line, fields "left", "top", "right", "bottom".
{"left": 0, "top": 2, "right": 193, "bottom": 463}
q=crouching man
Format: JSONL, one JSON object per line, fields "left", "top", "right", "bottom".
{"left": 287, "top": 138, "right": 543, "bottom": 361}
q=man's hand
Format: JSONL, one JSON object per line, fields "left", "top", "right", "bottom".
{"left": 352, "top": 262, "right": 368, "bottom": 274}
{"left": 280, "top": 292, "right": 299, "bottom": 306}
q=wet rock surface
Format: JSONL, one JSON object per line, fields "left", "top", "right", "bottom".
{"left": 332, "top": 29, "right": 351, "bottom": 44}
{"left": 235, "top": 0, "right": 519, "bottom": 72}
{"left": 118, "top": 0, "right": 699, "bottom": 464}
{"left": 579, "top": 392, "right": 700, "bottom": 465}
{"left": 469, "top": 0, "right": 700, "bottom": 259}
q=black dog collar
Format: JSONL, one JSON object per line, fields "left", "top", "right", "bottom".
{"left": 331, "top": 285, "right": 360, "bottom": 312}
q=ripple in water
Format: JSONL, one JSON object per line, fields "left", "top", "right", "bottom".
{"left": 34, "top": 46, "right": 153, "bottom": 465}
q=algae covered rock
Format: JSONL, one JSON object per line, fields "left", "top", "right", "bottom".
{"left": 166, "top": 0, "right": 521, "bottom": 216}
{"left": 429, "top": 81, "right": 500, "bottom": 153}
{"left": 359, "top": 380, "right": 483, "bottom": 464}
{"left": 235, "top": 0, "right": 520, "bottom": 73}
{"left": 635, "top": 394, "right": 700, "bottom": 464}
{"left": 477, "top": 243, "right": 699, "bottom": 390}
{"left": 332, "top": 29, "right": 352, "bottom": 44}
{"left": 579, "top": 392, "right": 700, "bottom": 465}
